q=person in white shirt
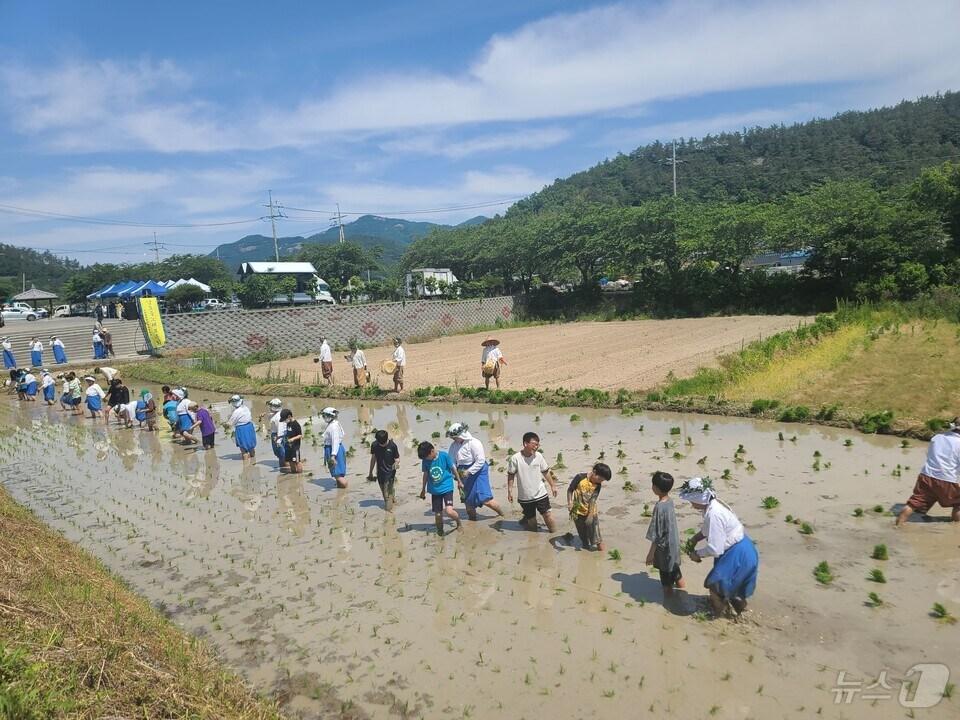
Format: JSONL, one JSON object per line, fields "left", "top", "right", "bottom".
{"left": 92, "top": 328, "right": 105, "bottom": 360}
{"left": 50, "top": 336, "right": 68, "bottom": 364}
{"left": 57, "top": 373, "right": 71, "bottom": 410}
{"left": 83, "top": 376, "right": 106, "bottom": 419}
{"left": 96, "top": 366, "right": 118, "bottom": 382}
{"left": 260, "top": 398, "right": 287, "bottom": 469}
{"left": 30, "top": 338, "right": 43, "bottom": 367}
{"left": 40, "top": 369, "right": 56, "bottom": 405}
{"left": 392, "top": 337, "right": 406, "bottom": 392}
{"left": 345, "top": 340, "right": 368, "bottom": 388}
{"left": 321, "top": 407, "right": 348, "bottom": 488}
{"left": 447, "top": 422, "right": 504, "bottom": 521}
{"left": 176, "top": 393, "right": 198, "bottom": 445}
{"left": 228, "top": 394, "right": 257, "bottom": 460}
{"left": 480, "top": 338, "right": 507, "bottom": 389}
{"left": 897, "top": 421, "right": 960, "bottom": 525}
{"left": 20, "top": 370, "right": 38, "bottom": 401}
{"left": 2, "top": 337, "right": 16, "bottom": 369}
{"left": 680, "top": 477, "right": 758, "bottom": 616}
{"left": 316, "top": 336, "right": 334, "bottom": 385}
{"left": 507, "top": 431, "right": 557, "bottom": 531}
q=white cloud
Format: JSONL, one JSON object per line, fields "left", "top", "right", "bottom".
{"left": 271, "top": 0, "right": 960, "bottom": 136}
{"left": 380, "top": 127, "right": 571, "bottom": 158}
{"left": 4, "top": 0, "right": 958, "bottom": 153}
{"left": 601, "top": 102, "right": 826, "bottom": 148}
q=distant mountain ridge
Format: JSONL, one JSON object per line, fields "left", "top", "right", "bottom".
{"left": 210, "top": 213, "right": 487, "bottom": 270}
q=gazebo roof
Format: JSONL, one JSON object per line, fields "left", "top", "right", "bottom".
{"left": 12, "top": 285, "right": 58, "bottom": 301}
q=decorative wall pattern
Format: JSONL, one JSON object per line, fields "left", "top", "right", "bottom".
{"left": 161, "top": 296, "right": 519, "bottom": 356}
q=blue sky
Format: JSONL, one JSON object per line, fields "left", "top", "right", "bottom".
{"left": 1, "top": 0, "right": 958, "bottom": 264}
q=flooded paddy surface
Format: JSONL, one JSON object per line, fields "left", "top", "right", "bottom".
{"left": 1, "top": 396, "right": 958, "bottom": 719}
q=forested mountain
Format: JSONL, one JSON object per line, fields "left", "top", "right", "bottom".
{"left": 513, "top": 92, "right": 960, "bottom": 214}
{"left": 209, "top": 214, "right": 487, "bottom": 271}
{"left": 0, "top": 243, "right": 82, "bottom": 298}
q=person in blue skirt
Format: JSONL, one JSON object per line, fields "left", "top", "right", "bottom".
{"left": 680, "top": 477, "right": 759, "bottom": 617}
{"left": 92, "top": 328, "right": 105, "bottom": 360}
{"left": 228, "top": 394, "right": 257, "bottom": 461}
{"left": 321, "top": 407, "right": 348, "bottom": 488}
{"left": 29, "top": 338, "right": 43, "bottom": 367}
{"left": 50, "top": 336, "right": 68, "bottom": 364}
{"left": 40, "top": 369, "right": 56, "bottom": 405}
{"left": 22, "top": 368, "right": 38, "bottom": 401}
{"left": 2, "top": 337, "right": 15, "bottom": 369}
{"left": 83, "top": 376, "right": 106, "bottom": 419}
{"left": 446, "top": 422, "right": 505, "bottom": 521}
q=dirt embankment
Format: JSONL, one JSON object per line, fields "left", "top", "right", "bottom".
{"left": 249, "top": 316, "right": 808, "bottom": 391}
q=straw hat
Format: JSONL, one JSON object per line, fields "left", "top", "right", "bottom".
{"left": 481, "top": 337, "right": 500, "bottom": 347}
{"left": 380, "top": 359, "right": 397, "bottom": 375}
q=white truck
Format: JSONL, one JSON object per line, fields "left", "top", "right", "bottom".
{"left": 405, "top": 268, "right": 458, "bottom": 297}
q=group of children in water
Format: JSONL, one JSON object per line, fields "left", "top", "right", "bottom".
{"left": 6, "top": 367, "right": 759, "bottom": 616}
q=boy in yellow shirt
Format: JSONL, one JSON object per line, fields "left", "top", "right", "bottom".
{"left": 566, "top": 463, "right": 612, "bottom": 551}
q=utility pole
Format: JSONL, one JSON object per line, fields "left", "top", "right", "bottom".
{"left": 145, "top": 233, "right": 163, "bottom": 264}
{"left": 265, "top": 190, "right": 281, "bottom": 261}
{"left": 660, "top": 139, "right": 686, "bottom": 197}
{"left": 335, "top": 203, "right": 346, "bottom": 244}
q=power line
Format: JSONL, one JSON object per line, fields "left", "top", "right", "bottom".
{"left": 281, "top": 197, "right": 524, "bottom": 216}
{"left": 0, "top": 203, "right": 265, "bottom": 228}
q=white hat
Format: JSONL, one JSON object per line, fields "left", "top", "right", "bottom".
{"left": 446, "top": 422, "right": 469, "bottom": 438}
{"left": 229, "top": 394, "right": 243, "bottom": 407}
{"left": 172, "top": 388, "right": 185, "bottom": 399}
{"left": 320, "top": 406, "right": 338, "bottom": 419}
{"left": 267, "top": 398, "right": 282, "bottom": 409}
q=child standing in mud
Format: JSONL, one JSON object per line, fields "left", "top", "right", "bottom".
{"left": 566, "top": 463, "right": 611, "bottom": 551}
{"left": 280, "top": 409, "right": 303, "bottom": 473}
{"left": 369, "top": 429, "right": 400, "bottom": 510}
{"left": 191, "top": 402, "right": 217, "bottom": 450}
{"left": 418, "top": 441, "right": 462, "bottom": 535}
{"left": 645, "top": 471, "right": 685, "bottom": 595}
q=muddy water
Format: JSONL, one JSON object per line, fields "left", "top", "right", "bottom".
{"left": 1, "top": 396, "right": 958, "bottom": 719}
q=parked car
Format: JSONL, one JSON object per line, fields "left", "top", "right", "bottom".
{"left": 194, "top": 298, "right": 230, "bottom": 311}
{"left": 1, "top": 307, "right": 40, "bottom": 321}
{"left": 9, "top": 302, "right": 47, "bottom": 318}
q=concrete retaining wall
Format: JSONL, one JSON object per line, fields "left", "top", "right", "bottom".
{"left": 160, "top": 296, "right": 519, "bottom": 357}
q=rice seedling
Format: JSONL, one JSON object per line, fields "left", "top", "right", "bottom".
{"left": 784, "top": 514, "right": 793, "bottom": 522}
{"left": 669, "top": 427, "right": 681, "bottom": 435}
{"left": 872, "top": 504, "right": 885, "bottom": 514}
{"left": 799, "top": 522, "right": 814, "bottom": 535}
{"left": 867, "top": 592, "right": 883, "bottom": 608}
{"left": 931, "top": 603, "right": 956, "bottom": 624}
{"left": 900, "top": 439, "right": 910, "bottom": 448}
{"left": 777, "top": 431, "right": 785, "bottom": 441}
{"left": 844, "top": 439, "right": 853, "bottom": 447}
{"left": 641, "top": 503, "right": 651, "bottom": 516}
{"left": 696, "top": 455, "right": 707, "bottom": 465}
{"left": 871, "top": 544, "right": 888, "bottom": 560}
{"left": 618, "top": 466, "right": 628, "bottom": 475}
{"left": 944, "top": 682, "right": 955, "bottom": 699}
{"left": 853, "top": 507, "right": 864, "bottom": 517}
{"left": 622, "top": 480, "right": 636, "bottom": 492}
{"left": 602, "top": 626, "right": 613, "bottom": 634}
{"left": 569, "top": 414, "right": 581, "bottom": 422}
{"left": 616, "top": 448, "right": 626, "bottom": 459}
{"left": 554, "top": 453, "right": 566, "bottom": 469}
{"left": 746, "top": 461, "right": 756, "bottom": 471}
{"left": 672, "top": 452, "right": 684, "bottom": 460}
{"left": 702, "top": 423, "right": 710, "bottom": 431}
{"left": 583, "top": 443, "right": 590, "bottom": 451}
{"left": 868, "top": 569, "right": 886, "bottom": 583}
{"left": 813, "top": 561, "right": 833, "bottom": 584}
{"left": 761, "top": 496, "right": 779, "bottom": 509}
{"left": 607, "top": 549, "right": 622, "bottom": 561}
{"left": 721, "top": 469, "right": 732, "bottom": 480}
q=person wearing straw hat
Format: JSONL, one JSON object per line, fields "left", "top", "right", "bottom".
{"left": 29, "top": 337, "right": 43, "bottom": 368}
{"left": 50, "top": 335, "right": 68, "bottom": 364}
{"left": 2, "top": 336, "right": 16, "bottom": 369}
{"left": 480, "top": 338, "right": 506, "bottom": 389}
{"left": 391, "top": 337, "right": 406, "bottom": 392}
{"left": 228, "top": 394, "right": 257, "bottom": 461}
{"left": 680, "top": 477, "right": 759, "bottom": 617}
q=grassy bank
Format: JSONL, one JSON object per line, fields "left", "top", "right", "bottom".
{"left": 0, "top": 485, "right": 286, "bottom": 719}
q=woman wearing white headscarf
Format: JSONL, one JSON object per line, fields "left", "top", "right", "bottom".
{"left": 680, "top": 478, "right": 759, "bottom": 616}
{"left": 228, "top": 394, "right": 257, "bottom": 461}
{"left": 446, "top": 422, "right": 504, "bottom": 520}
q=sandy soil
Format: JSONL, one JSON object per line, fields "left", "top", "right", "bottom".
{"left": 2, "top": 395, "right": 958, "bottom": 720}
{"left": 248, "top": 316, "right": 808, "bottom": 391}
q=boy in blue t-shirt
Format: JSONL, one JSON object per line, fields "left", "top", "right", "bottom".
{"left": 418, "top": 441, "right": 463, "bottom": 535}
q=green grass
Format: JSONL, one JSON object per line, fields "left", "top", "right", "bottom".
{"left": 761, "top": 496, "right": 780, "bottom": 509}
{"left": 871, "top": 544, "right": 889, "bottom": 561}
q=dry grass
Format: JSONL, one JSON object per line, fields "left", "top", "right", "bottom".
{"left": 0, "top": 485, "right": 287, "bottom": 720}
{"left": 725, "top": 321, "right": 960, "bottom": 424}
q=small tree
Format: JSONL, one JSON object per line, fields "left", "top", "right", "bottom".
{"left": 236, "top": 276, "right": 279, "bottom": 309}
{"left": 423, "top": 276, "right": 439, "bottom": 296}
{"left": 165, "top": 284, "right": 206, "bottom": 310}
{"left": 275, "top": 275, "right": 297, "bottom": 304}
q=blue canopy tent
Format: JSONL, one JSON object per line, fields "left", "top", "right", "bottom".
{"left": 120, "top": 280, "right": 168, "bottom": 298}
{"left": 87, "top": 282, "right": 121, "bottom": 300}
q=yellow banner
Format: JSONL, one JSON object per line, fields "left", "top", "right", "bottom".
{"left": 138, "top": 297, "right": 166, "bottom": 349}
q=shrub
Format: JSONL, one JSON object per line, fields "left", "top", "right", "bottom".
{"left": 431, "top": 385, "right": 453, "bottom": 396}
{"left": 857, "top": 410, "right": 894, "bottom": 434}
{"left": 778, "top": 405, "right": 811, "bottom": 422}
{"left": 750, "top": 398, "right": 781, "bottom": 414}
{"left": 816, "top": 403, "right": 840, "bottom": 421}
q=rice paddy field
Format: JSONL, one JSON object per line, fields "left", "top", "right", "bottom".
{"left": 1, "top": 395, "right": 958, "bottom": 719}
